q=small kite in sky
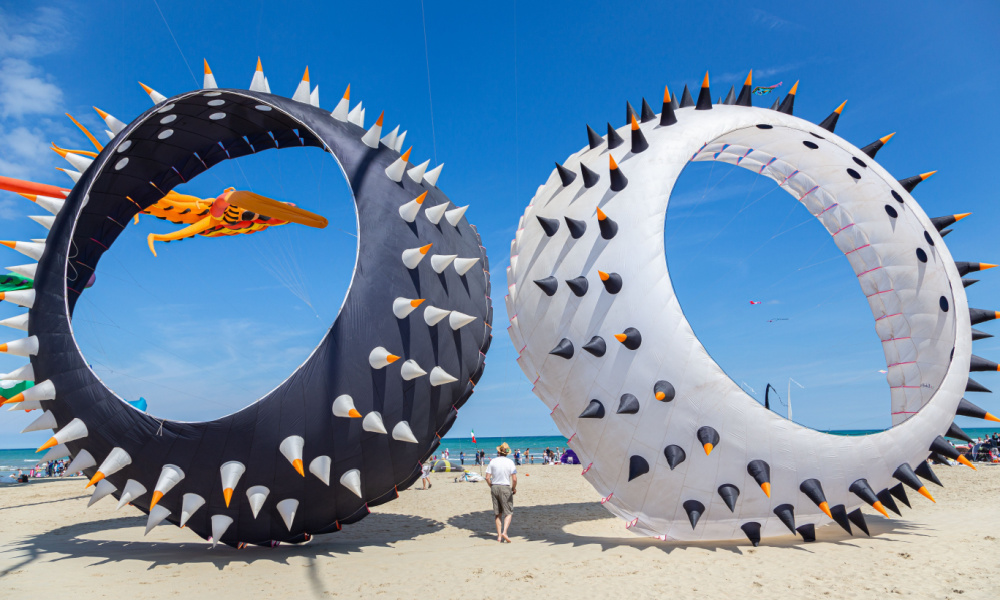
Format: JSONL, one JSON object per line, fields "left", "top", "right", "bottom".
{"left": 749, "top": 300, "right": 762, "bottom": 305}
{"left": 767, "top": 318, "right": 789, "bottom": 323}
{"left": 752, "top": 81, "right": 783, "bottom": 96}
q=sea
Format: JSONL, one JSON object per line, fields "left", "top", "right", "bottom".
{"left": 4, "top": 428, "right": 1000, "bottom": 482}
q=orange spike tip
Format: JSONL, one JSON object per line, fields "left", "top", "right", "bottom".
{"left": 663, "top": 86, "right": 671, "bottom": 103}
{"left": 655, "top": 391, "right": 666, "bottom": 400}
{"left": 93, "top": 106, "right": 110, "bottom": 119}
{"left": 292, "top": 458, "right": 305, "bottom": 477}
{"left": 375, "top": 111, "right": 385, "bottom": 127}
{"left": 0, "top": 241, "right": 15, "bottom": 248}
{"left": 343, "top": 84, "right": 351, "bottom": 100}
{"left": 302, "top": 66, "right": 310, "bottom": 82}
{"left": 703, "top": 443, "right": 714, "bottom": 456}
{"left": 203, "top": 59, "right": 212, "bottom": 75}
{"left": 138, "top": 82, "right": 154, "bottom": 95}
{"left": 419, "top": 243, "right": 432, "bottom": 254}
{"left": 984, "top": 412, "right": 999, "bottom": 422}
{"left": 596, "top": 208, "right": 608, "bottom": 221}
{"left": 386, "top": 354, "right": 401, "bottom": 364}
{"left": 2, "top": 391, "right": 24, "bottom": 405}
{"left": 86, "top": 471, "right": 106, "bottom": 488}
{"left": 256, "top": 57, "right": 263, "bottom": 71}
{"left": 598, "top": 271, "right": 610, "bottom": 281}
{"left": 760, "top": 482, "right": 771, "bottom": 498}
{"left": 150, "top": 491, "right": 164, "bottom": 510}
{"left": 818, "top": 501, "right": 833, "bottom": 519}
{"left": 957, "top": 455, "right": 978, "bottom": 470}
{"left": 614, "top": 334, "right": 627, "bottom": 343}
{"left": 409, "top": 298, "right": 425, "bottom": 308}
{"left": 872, "top": 501, "right": 890, "bottom": 519}
{"left": 223, "top": 488, "right": 234, "bottom": 507}
{"left": 701, "top": 72, "right": 710, "bottom": 88}
{"left": 880, "top": 132, "right": 896, "bottom": 144}
{"left": 954, "top": 212, "right": 972, "bottom": 222}
{"left": 414, "top": 191, "right": 427, "bottom": 205}
{"left": 400, "top": 147, "right": 412, "bottom": 162}
{"left": 834, "top": 100, "right": 847, "bottom": 114}
{"left": 744, "top": 70, "right": 753, "bottom": 86}
{"left": 788, "top": 80, "right": 799, "bottom": 95}
{"left": 50, "top": 144, "right": 68, "bottom": 157}
{"left": 917, "top": 486, "right": 936, "bottom": 503}
{"left": 920, "top": 171, "right": 937, "bottom": 181}
{"left": 631, "top": 114, "right": 639, "bottom": 130}
{"left": 609, "top": 155, "right": 619, "bottom": 170}
{"left": 18, "top": 193, "right": 37, "bottom": 202}
{"left": 348, "top": 409, "right": 362, "bottom": 418}
{"left": 36, "top": 437, "right": 58, "bottom": 453}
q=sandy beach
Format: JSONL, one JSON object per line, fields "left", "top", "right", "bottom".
{"left": 1, "top": 464, "right": 997, "bottom": 599}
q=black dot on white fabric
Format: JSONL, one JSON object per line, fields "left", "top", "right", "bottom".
{"left": 756, "top": 124, "right": 773, "bottom": 129}
{"left": 924, "top": 231, "right": 935, "bottom": 246}
{"left": 802, "top": 140, "right": 819, "bottom": 149}
{"left": 853, "top": 157, "right": 867, "bottom": 168}
{"left": 810, "top": 132, "right": 825, "bottom": 139}
{"left": 940, "top": 296, "right": 949, "bottom": 312}
{"left": 884, "top": 205, "right": 898, "bottom": 218}
{"left": 891, "top": 190, "right": 903, "bottom": 203}
{"left": 847, "top": 168, "right": 861, "bottom": 180}
{"left": 916, "top": 248, "right": 928, "bottom": 263}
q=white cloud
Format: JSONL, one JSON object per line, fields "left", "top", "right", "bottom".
{"left": 0, "top": 6, "right": 70, "bottom": 185}
{"left": 0, "top": 58, "right": 63, "bottom": 118}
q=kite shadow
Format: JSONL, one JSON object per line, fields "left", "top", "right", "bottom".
{"left": 446, "top": 501, "right": 928, "bottom": 555}
{"left": 4, "top": 510, "right": 446, "bottom": 575}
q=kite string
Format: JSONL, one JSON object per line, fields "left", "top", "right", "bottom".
{"left": 420, "top": 0, "right": 438, "bottom": 163}
{"left": 150, "top": 0, "right": 199, "bottom": 87}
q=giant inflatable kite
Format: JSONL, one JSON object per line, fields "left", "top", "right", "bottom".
{"left": 506, "top": 72, "right": 998, "bottom": 544}
{"left": 0, "top": 60, "right": 492, "bottom": 547}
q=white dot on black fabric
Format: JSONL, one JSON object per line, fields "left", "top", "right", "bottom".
{"left": 255, "top": 105, "right": 272, "bottom": 111}
{"left": 924, "top": 231, "right": 935, "bottom": 246}
{"left": 117, "top": 140, "right": 132, "bottom": 153}
{"left": 884, "top": 205, "right": 898, "bottom": 218}
{"left": 892, "top": 190, "right": 903, "bottom": 203}
{"left": 940, "top": 296, "right": 949, "bottom": 312}
{"left": 853, "top": 157, "right": 867, "bottom": 168}
{"left": 803, "top": 140, "right": 819, "bottom": 149}
{"left": 916, "top": 248, "right": 928, "bottom": 262}
{"left": 847, "top": 168, "right": 861, "bottom": 180}
{"left": 756, "top": 124, "right": 773, "bottom": 129}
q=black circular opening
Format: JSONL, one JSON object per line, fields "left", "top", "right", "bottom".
{"left": 802, "top": 140, "right": 819, "bottom": 149}
{"left": 891, "top": 190, "right": 903, "bottom": 203}
{"left": 756, "top": 124, "right": 773, "bottom": 129}
{"left": 884, "top": 205, "right": 898, "bottom": 218}
{"left": 916, "top": 248, "right": 928, "bottom": 263}
{"left": 924, "top": 231, "right": 935, "bottom": 246}
{"left": 847, "top": 168, "right": 861, "bottom": 180}
{"left": 853, "top": 157, "right": 867, "bottom": 168}
{"left": 940, "top": 296, "right": 950, "bottom": 312}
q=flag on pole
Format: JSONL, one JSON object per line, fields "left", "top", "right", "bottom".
{"left": 471, "top": 429, "right": 477, "bottom": 444}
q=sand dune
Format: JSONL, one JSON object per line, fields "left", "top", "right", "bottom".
{"left": 1, "top": 464, "right": 997, "bottom": 599}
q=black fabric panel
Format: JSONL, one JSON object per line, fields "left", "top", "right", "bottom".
{"left": 28, "top": 89, "right": 492, "bottom": 545}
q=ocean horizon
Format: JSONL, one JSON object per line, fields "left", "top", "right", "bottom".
{"left": 5, "top": 427, "right": 999, "bottom": 479}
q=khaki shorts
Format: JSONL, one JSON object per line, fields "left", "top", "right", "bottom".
{"left": 491, "top": 484, "right": 514, "bottom": 517}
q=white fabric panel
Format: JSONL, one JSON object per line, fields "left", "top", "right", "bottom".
{"left": 507, "top": 105, "right": 970, "bottom": 541}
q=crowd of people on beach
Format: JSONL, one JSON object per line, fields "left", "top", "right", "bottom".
{"left": 5, "top": 457, "right": 79, "bottom": 483}
{"left": 963, "top": 434, "right": 1000, "bottom": 463}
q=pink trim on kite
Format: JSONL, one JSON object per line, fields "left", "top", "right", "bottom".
{"left": 759, "top": 157, "right": 777, "bottom": 174}
{"left": 857, "top": 266, "right": 884, "bottom": 278}
{"left": 778, "top": 170, "right": 800, "bottom": 185}
{"left": 625, "top": 517, "right": 638, "bottom": 529}
{"left": 875, "top": 312, "right": 902, "bottom": 321}
{"left": 550, "top": 403, "right": 559, "bottom": 415}
{"left": 713, "top": 144, "right": 731, "bottom": 159}
{"left": 736, "top": 148, "right": 754, "bottom": 165}
{"left": 582, "top": 462, "right": 593, "bottom": 475}
{"left": 601, "top": 493, "right": 614, "bottom": 504}
{"left": 866, "top": 288, "right": 895, "bottom": 298}
{"left": 887, "top": 361, "right": 916, "bottom": 368}
{"left": 833, "top": 223, "right": 855, "bottom": 236}
{"left": 567, "top": 433, "right": 576, "bottom": 443}
{"left": 845, "top": 244, "right": 870, "bottom": 255}
{"left": 798, "top": 185, "right": 819, "bottom": 200}
{"left": 89, "top": 237, "right": 108, "bottom": 249}
{"left": 818, "top": 202, "right": 839, "bottom": 215}
{"left": 882, "top": 336, "right": 912, "bottom": 343}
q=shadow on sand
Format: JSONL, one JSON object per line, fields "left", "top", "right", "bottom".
{"left": 446, "top": 501, "right": 931, "bottom": 556}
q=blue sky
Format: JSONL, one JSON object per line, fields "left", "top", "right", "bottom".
{"left": 0, "top": 1, "right": 998, "bottom": 448}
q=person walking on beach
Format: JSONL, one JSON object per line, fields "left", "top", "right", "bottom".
{"left": 485, "top": 442, "right": 517, "bottom": 543}
{"left": 460, "top": 451, "right": 465, "bottom": 465}
{"left": 420, "top": 461, "right": 432, "bottom": 490}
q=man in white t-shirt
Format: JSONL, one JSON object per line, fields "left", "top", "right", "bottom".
{"left": 485, "top": 442, "right": 517, "bottom": 543}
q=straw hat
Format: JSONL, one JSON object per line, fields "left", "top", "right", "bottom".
{"left": 496, "top": 442, "right": 511, "bottom": 455}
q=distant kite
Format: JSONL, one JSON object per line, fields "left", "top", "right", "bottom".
{"left": 508, "top": 71, "right": 996, "bottom": 546}
{"left": 767, "top": 318, "right": 789, "bottom": 323}
{"left": 753, "top": 81, "right": 783, "bottom": 95}
{"left": 749, "top": 300, "right": 762, "bottom": 305}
